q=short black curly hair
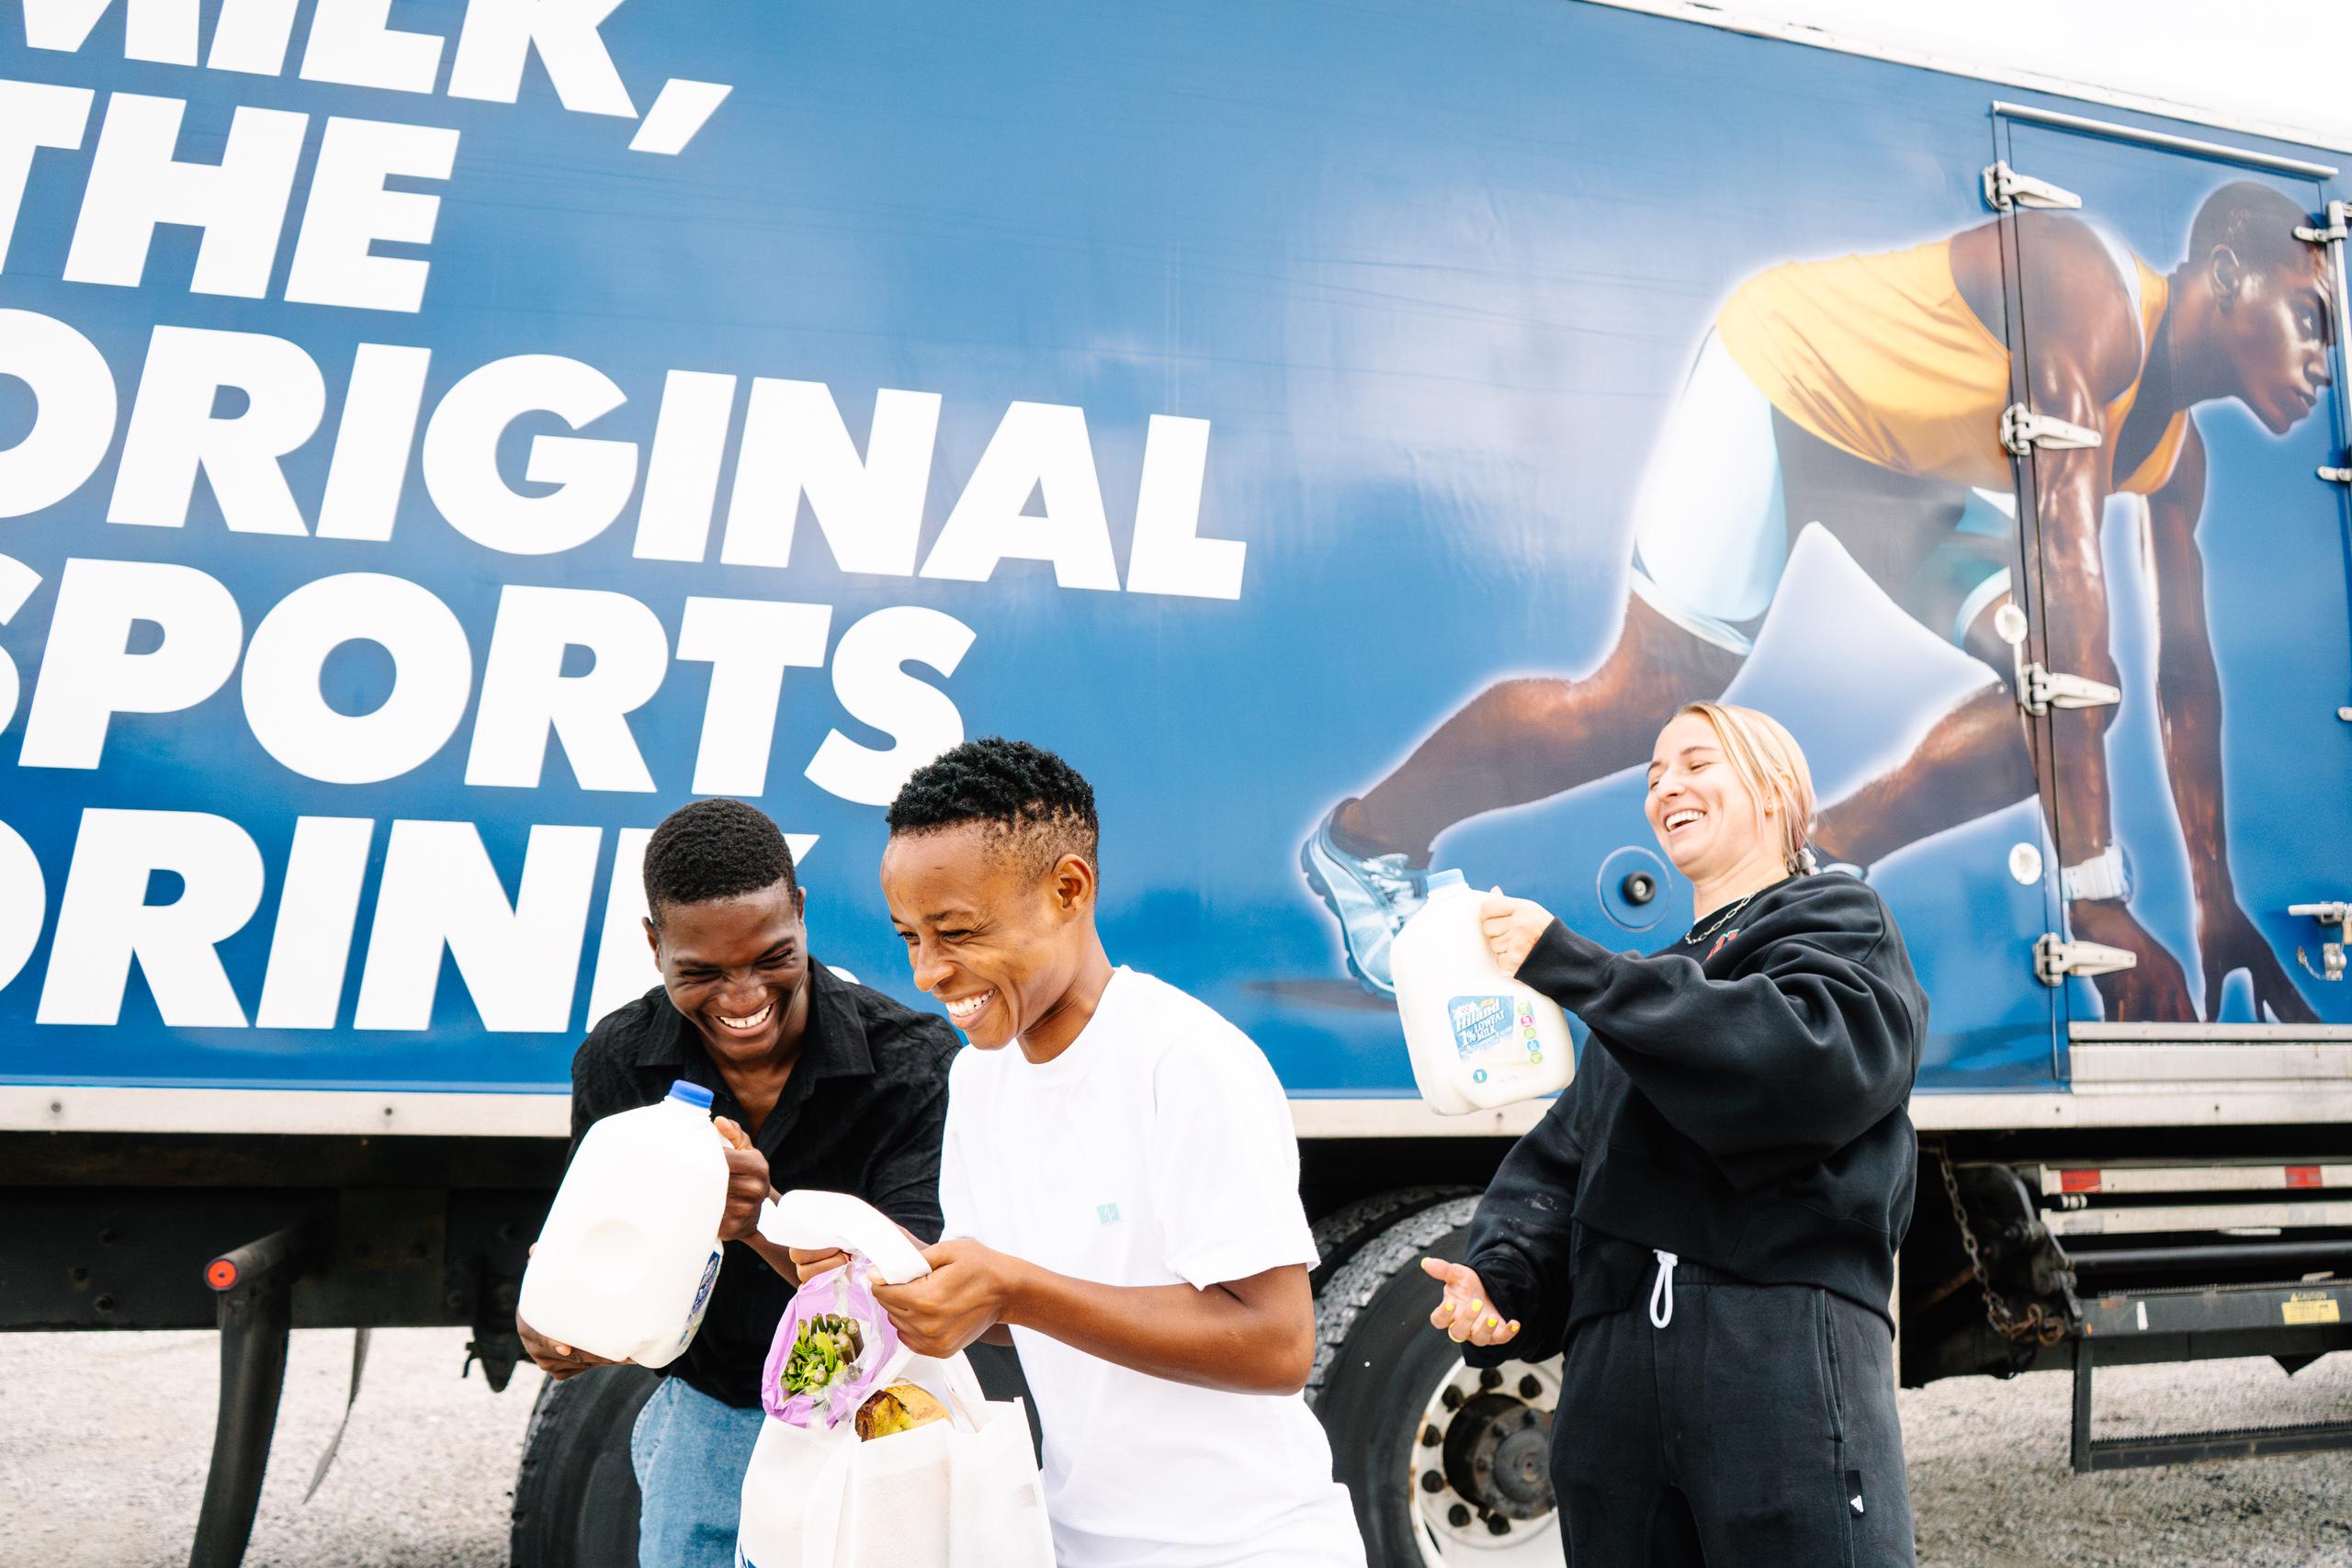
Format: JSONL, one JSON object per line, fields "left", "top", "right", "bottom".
{"left": 2188, "top": 180, "right": 2320, "bottom": 280}
{"left": 886, "top": 738, "right": 1099, "bottom": 876}
{"left": 643, "top": 798, "right": 798, "bottom": 923}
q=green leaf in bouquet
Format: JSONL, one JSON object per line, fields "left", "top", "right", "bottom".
{"left": 780, "top": 1314, "right": 866, "bottom": 1396}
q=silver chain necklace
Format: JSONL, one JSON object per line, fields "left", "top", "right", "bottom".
{"left": 1682, "top": 890, "right": 1758, "bottom": 948}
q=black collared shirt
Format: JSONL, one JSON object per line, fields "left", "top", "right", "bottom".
{"left": 565, "top": 961, "right": 960, "bottom": 1408}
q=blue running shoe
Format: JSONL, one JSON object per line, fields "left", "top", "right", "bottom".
{"left": 1300, "top": 807, "right": 1428, "bottom": 998}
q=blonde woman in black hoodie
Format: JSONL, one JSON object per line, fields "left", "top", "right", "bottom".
{"left": 1424, "top": 701, "right": 1928, "bottom": 1566}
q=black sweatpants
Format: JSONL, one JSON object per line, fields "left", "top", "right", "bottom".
{"left": 1551, "top": 1263, "right": 1916, "bottom": 1566}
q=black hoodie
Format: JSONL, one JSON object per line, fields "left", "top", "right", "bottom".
{"left": 1462, "top": 872, "right": 1927, "bottom": 1365}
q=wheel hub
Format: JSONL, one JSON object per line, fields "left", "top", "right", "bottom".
{"left": 1444, "top": 1394, "right": 1553, "bottom": 1518}
{"left": 1410, "top": 1356, "right": 1560, "bottom": 1560}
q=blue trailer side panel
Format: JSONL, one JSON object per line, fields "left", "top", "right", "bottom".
{"left": 0, "top": 0, "right": 2343, "bottom": 1102}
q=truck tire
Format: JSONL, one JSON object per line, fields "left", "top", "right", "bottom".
{"left": 1312, "top": 1198, "right": 1563, "bottom": 1566}
{"left": 510, "top": 1363, "right": 660, "bottom": 1568}
{"left": 1308, "top": 1186, "right": 1479, "bottom": 1302}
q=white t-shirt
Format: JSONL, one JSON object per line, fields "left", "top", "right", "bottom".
{"left": 939, "top": 967, "right": 1365, "bottom": 1568}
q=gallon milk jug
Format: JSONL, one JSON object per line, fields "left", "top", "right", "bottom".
{"left": 516, "top": 1079, "right": 729, "bottom": 1367}
{"left": 1392, "top": 870, "right": 1576, "bottom": 1114}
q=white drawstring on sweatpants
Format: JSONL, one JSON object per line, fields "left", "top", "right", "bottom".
{"left": 1648, "top": 1249, "right": 1679, "bottom": 1328}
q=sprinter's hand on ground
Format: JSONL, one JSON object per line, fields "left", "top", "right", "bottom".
{"left": 871, "top": 1239, "right": 1018, "bottom": 1358}
{"left": 515, "top": 1312, "right": 623, "bottom": 1381}
{"left": 2198, "top": 906, "right": 2320, "bottom": 1026}
{"left": 1421, "top": 1258, "right": 1520, "bottom": 1348}
{"left": 787, "top": 1247, "right": 851, "bottom": 1284}
{"left": 1480, "top": 889, "right": 1555, "bottom": 978}
{"left": 710, "top": 1116, "right": 774, "bottom": 1243}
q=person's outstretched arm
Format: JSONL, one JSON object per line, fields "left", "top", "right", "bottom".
{"left": 1447, "top": 1078, "right": 1587, "bottom": 1365}
{"left": 874, "top": 1250, "right": 1313, "bottom": 1394}
{"left": 1494, "top": 880, "right": 1919, "bottom": 1189}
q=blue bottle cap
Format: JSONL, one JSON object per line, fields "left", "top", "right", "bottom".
{"left": 667, "top": 1079, "right": 715, "bottom": 1111}
{"left": 1425, "top": 868, "right": 1468, "bottom": 892}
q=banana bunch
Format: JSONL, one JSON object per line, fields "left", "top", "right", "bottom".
{"left": 855, "top": 1382, "right": 950, "bottom": 1441}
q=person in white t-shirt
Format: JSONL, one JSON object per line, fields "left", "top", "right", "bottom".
{"left": 857, "top": 737, "right": 1367, "bottom": 1568}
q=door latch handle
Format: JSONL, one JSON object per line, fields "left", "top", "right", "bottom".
{"left": 2290, "top": 901, "right": 2349, "bottom": 982}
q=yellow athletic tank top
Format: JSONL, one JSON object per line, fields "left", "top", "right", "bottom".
{"left": 1713, "top": 236, "right": 2188, "bottom": 496}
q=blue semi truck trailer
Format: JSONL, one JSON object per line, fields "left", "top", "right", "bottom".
{"left": 3, "top": 0, "right": 2349, "bottom": 1562}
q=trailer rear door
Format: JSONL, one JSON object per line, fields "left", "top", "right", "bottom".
{"left": 1993, "top": 107, "right": 2352, "bottom": 1033}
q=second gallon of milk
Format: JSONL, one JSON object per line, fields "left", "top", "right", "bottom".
{"left": 1391, "top": 870, "right": 1577, "bottom": 1114}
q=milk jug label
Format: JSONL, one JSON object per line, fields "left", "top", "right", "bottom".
{"left": 675, "top": 1249, "right": 722, "bottom": 1351}
{"left": 1447, "top": 995, "right": 1544, "bottom": 1082}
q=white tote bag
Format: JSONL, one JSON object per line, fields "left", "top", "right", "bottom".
{"left": 737, "top": 1190, "right": 1055, "bottom": 1568}
{"left": 735, "top": 1346, "right": 1053, "bottom": 1568}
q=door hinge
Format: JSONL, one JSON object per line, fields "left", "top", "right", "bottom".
{"left": 2001, "top": 403, "right": 2102, "bottom": 457}
{"left": 2036, "top": 933, "right": 2138, "bottom": 985}
{"left": 1984, "top": 162, "right": 2082, "bottom": 214}
{"left": 2018, "top": 662, "right": 2121, "bottom": 716}
{"left": 2302, "top": 204, "right": 2351, "bottom": 483}
{"left": 2294, "top": 201, "right": 2349, "bottom": 245}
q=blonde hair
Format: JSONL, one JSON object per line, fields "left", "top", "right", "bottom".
{"left": 1677, "top": 702, "right": 1818, "bottom": 875}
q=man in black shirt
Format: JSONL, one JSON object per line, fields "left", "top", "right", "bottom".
{"left": 515, "top": 798, "right": 958, "bottom": 1568}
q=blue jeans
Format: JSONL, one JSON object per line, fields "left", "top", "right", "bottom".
{"left": 629, "top": 1375, "right": 767, "bottom": 1568}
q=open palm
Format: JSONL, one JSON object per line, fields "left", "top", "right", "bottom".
{"left": 1420, "top": 1257, "right": 1520, "bottom": 1348}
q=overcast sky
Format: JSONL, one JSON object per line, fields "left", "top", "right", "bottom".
{"left": 1651, "top": 0, "right": 2352, "bottom": 152}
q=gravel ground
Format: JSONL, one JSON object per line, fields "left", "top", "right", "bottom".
{"left": 2, "top": 1329, "right": 2347, "bottom": 1566}
{"left": 1, "top": 1328, "right": 537, "bottom": 1568}
{"left": 1904, "top": 1351, "right": 2352, "bottom": 1567}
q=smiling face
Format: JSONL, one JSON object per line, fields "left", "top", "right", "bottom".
{"left": 879, "top": 822, "right": 1098, "bottom": 1058}
{"left": 644, "top": 878, "right": 810, "bottom": 1069}
{"left": 1644, "top": 711, "right": 1778, "bottom": 886}
{"left": 2212, "top": 244, "right": 2334, "bottom": 434}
